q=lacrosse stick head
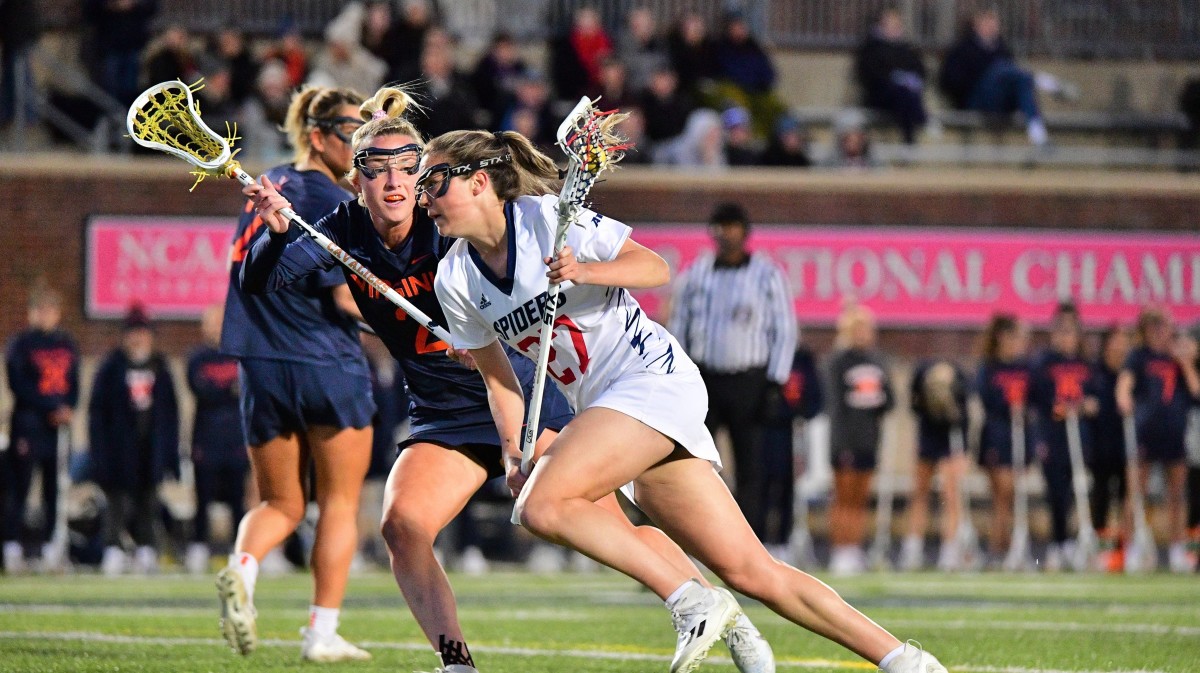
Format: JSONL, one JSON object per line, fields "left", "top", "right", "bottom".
{"left": 555, "top": 97, "right": 630, "bottom": 204}
{"left": 126, "top": 79, "right": 241, "bottom": 188}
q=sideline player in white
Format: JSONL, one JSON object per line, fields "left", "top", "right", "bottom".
{"left": 424, "top": 128, "right": 950, "bottom": 673}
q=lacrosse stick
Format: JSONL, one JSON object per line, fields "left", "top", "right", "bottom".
{"left": 44, "top": 425, "right": 72, "bottom": 572}
{"left": 791, "top": 420, "right": 819, "bottom": 569}
{"left": 1122, "top": 416, "right": 1158, "bottom": 573}
{"left": 947, "top": 425, "right": 983, "bottom": 571}
{"left": 511, "top": 97, "right": 628, "bottom": 523}
{"left": 1003, "top": 413, "right": 1035, "bottom": 571}
{"left": 1064, "top": 408, "right": 1099, "bottom": 571}
{"left": 126, "top": 79, "right": 452, "bottom": 345}
{"left": 868, "top": 424, "right": 896, "bottom": 571}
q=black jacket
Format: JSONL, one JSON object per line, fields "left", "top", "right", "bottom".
{"left": 87, "top": 349, "right": 179, "bottom": 490}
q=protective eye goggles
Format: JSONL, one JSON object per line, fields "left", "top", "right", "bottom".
{"left": 415, "top": 154, "right": 512, "bottom": 200}
{"left": 310, "top": 115, "right": 365, "bottom": 144}
{"left": 354, "top": 144, "right": 423, "bottom": 180}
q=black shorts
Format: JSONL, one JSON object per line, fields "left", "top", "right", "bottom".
{"left": 238, "top": 358, "right": 375, "bottom": 447}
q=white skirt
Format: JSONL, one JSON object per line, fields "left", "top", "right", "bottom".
{"left": 585, "top": 367, "right": 721, "bottom": 506}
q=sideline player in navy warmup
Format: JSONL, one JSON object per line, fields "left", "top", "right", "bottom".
{"left": 217, "top": 85, "right": 376, "bottom": 662}
{"left": 975, "top": 313, "right": 1032, "bottom": 562}
{"left": 1089, "top": 325, "right": 1130, "bottom": 570}
{"left": 1116, "top": 306, "right": 1200, "bottom": 572}
{"left": 1029, "top": 302, "right": 1100, "bottom": 571}
{"left": 2, "top": 285, "right": 78, "bottom": 573}
{"left": 184, "top": 304, "right": 248, "bottom": 575}
{"left": 241, "top": 86, "right": 775, "bottom": 673}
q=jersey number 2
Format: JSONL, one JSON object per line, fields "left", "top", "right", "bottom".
{"left": 516, "top": 315, "right": 589, "bottom": 386}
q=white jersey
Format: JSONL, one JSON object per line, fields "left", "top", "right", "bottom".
{"left": 435, "top": 194, "right": 697, "bottom": 413}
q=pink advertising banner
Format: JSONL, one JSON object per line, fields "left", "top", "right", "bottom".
{"left": 632, "top": 226, "right": 1200, "bottom": 327}
{"left": 86, "top": 217, "right": 232, "bottom": 319}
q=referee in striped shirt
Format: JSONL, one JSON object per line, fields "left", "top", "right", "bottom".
{"left": 669, "top": 202, "right": 797, "bottom": 539}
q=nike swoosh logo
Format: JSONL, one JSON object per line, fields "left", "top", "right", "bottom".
{"left": 411, "top": 253, "right": 432, "bottom": 266}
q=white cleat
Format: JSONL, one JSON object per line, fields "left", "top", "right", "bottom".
{"left": 880, "top": 641, "right": 949, "bottom": 673}
{"left": 4, "top": 541, "right": 27, "bottom": 574}
{"left": 100, "top": 545, "right": 127, "bottom": 577}
{"left": 216, "top": 566, "right": 257, "bottom": 655}
{"left": 669, "top": 582, "right": 741, "bottom": 673}
{"left": 299, "top": 627, "right": 372, "bottom": 662}
{"left": 185, "top": 543, "right": 211, "bottom": 575}
{"left": 716, "top": 588, "right": 775, "bottom": 673}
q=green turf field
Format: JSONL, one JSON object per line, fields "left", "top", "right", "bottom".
{"left": 0, "top": 569, "right": 1196, "bottom": 672}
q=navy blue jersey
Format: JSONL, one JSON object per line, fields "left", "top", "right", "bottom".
{"left": 1124, "top": 346, "right": 1192, "bottom": 435}
{"left": 1090, "top": 361, "right": 1125, "bottom": 465}
{"left": 975, "top": 358, "right": 1032, "bottom": 456}
{"left": 1029, "top": 349, "right": 1097, "bottom": 457}
{"left": 186, "top": 345, "right": 246, "bottom": 468}
{"left": 5, "top": 328, "right": 79, "bottom": 458}
{"left": 241, "top": 201, "right": 531, "bottom": 431}
{"left": 910, "top": 358, "right": 969, "bottom": 456}
{"left": 220, "top": 164, "right": 367, "bottom": 377}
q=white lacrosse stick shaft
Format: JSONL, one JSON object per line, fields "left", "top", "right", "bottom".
{"left": 948, "top": 425, "right": 981, "bottom": 568}
{"left": 1004, "top": 411, "right": 1033, "bottom": 571}
{"left": 1122, "top": 415, "right": 1157, "bottom": 573}
{"left": 518, "top": 97, "right": 594, "bottom": 476}
{"left": 1065, "top": 408, "right": 1099, "bottom": 570}
{"left": 47, "top": 425, "right": 71, "bottom": 570}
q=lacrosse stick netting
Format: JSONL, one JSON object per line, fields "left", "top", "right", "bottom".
{"left": 126, "top": 79, "right": 452, "bottom": 344}
{"left": 516, "top": 97, "right": 630, "bottom": 481}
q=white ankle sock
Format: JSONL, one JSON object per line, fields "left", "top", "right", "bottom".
{"left": 664, "top": 579, "right": 698, "bottom": 607}
{"left": 230, "top": 552, "right": 259, "bottom": 602}
{"left": 879, "top": 643, "right": 906, "bottom": 671}
{"left": 308, "top": 605, "right": 339, "bottom": 639}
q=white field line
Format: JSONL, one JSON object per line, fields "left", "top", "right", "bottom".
{"left": 0, "top": 630, "right": 1176, "bottom": 673}
{"left": 882, "top": 618, "right": 1200, "bottom": 637}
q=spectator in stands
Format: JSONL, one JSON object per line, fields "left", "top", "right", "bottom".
{"left": 670, "top": 202, "right": 797, "bottom": 542}
{"left": 89, "top": 305, "right": 180, "bottom": 576}
{"left": 759, "top": 342, "right": 823, "bottom": 563}
{"left": 652, "top": 107, "right": 725, "bottom": 169}
{"left": 617, "top": 6, "right": 669, "bottom": 93}
{"left": 854, "top": 6, "right": 928, "bottom": 146}
{"left": 823, "top": 109, "right": 878, "bottom": 169}
{"left": 937, "top": 8, "right": 1048, "bottom": 147}
{"left": 193, "top": 56, "right": 239, "bottom": 138}
{"left": 638, "top": 64, "right": 695, "bottom": 150}
{"left": 1116, "top": 306, "right": 1200, "bottom": 572}
{"left": 615, "top": 105, "right": 651, "bottom": 164}
{"left": 85, "top": 0, "right": 158, "bottom": 105}
{"left": 550, "top": 6, "right": 612, "bottom": 103}
{"left": 1089, "top": 325, "right": 1129, "bottom": 571}
{"left": 141, "top": 24, "right": 197, "bottom": 91}
{"left": 762, "top": 113, "right": 812, "bottom": 167}
{"left": 1178, "top": 75, "right": 1200, "bottom": 169}
{"left": 264, "top": 20, "right": 309, "bottom": 88}
{"left": 499, "top": 70, "right": 557, "bottom": 151}
{"left": 382, "top": 0, "right": 437, "bottom": 84}
{"left": 411, "top": 39, "right": 483, "bottom": 138}
{"left": 210, "top": 25, "right": 258, "bottom": 108}
{"left": 361, "top": 1, "right": 395, "bottom": 66}
{"left": 901, "top": 356, "right": 972, "bottom": 572}
{"left": 0, "top": 0, "right": 40, "bottom": 132}
{"left": 593, "top": 56, "right": 634, "bottom": 111}
{"left": 1030, "top": 302, "right": 1100, "bottom": 572}
{"left": 184, "top": 304, "right": 247, "bottom": 575}
{"left": 471, "top": 33, "right": 530, "bottom": 129}
{"left": 827, "top": 303, "right": 894, "bottom": 575}
{"left": 667, "top": 12, "right": 719, "bottom": 101}
{"left": 238, "top": 59, "right": 292, "bottom": 162}
{"left": 722, "top": 105, "right": 763, "bottom": 166}
{"left": 975, "top": 313, "right": 1031, "bottom": 565}
{"left": 2, "top": 285, "right": 79, "bottom": 573}
{"left": 711, "top": 10, "right": 787, "bottom": 137}
{"left": 308, "top": 3, "right": 387, "bottom": 95}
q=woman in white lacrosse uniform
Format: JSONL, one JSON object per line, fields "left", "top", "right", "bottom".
{"left": 242, "top": 86, "right": 774, "bottom": 673}
{"left": 423, "top": 128, "right": 949, "bottom": 673}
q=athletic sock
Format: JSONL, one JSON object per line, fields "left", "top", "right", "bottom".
{"left": 230, "top": 552, "right": 259, "bottom": 603}
{"left": 878, "top": 643, "right": 906, "bottom": 671}
{"left": 664, "top": 579, "right": 698, "bottom": 607}
{"left": 308, "top": 605, "right": 339, "bottom": 639}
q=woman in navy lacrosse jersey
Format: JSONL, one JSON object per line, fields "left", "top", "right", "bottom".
{"left": 218, "top": 84, "right": 375, "bottom": 662}
{"left": 241, "top": 86, "right": 773, "bottom": 673}
{"left": 1116, "top": 306, "right": 1200, "bottom": 572}
{"left": 421, "top": 127, "right": 948, "bottom": 673}
{"left": 975, "top": 312, "right": 1032, "bottom": 562}
{"left": 1089, "top": 324, "right": 1130, "bottom": 570}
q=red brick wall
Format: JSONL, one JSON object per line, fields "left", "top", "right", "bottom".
{"left": 2, "top": 159, "right": 1197, "bottom": 359}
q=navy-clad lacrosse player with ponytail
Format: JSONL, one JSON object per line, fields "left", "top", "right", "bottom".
{"left": 241, "top": 85, "right": 776, "bottom": 673}
{"left": 424, "top": 127, "right": 949, "bottom": 673}
{"left": 218, "top": 84, "right": 376, "bottom": 662}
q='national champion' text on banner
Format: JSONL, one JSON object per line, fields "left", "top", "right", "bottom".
{"left": 632, "top": 226, "right": 1200, "bottom": 327}
{"left": 86, "top": 217, "right": 232, "bottom": 319}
